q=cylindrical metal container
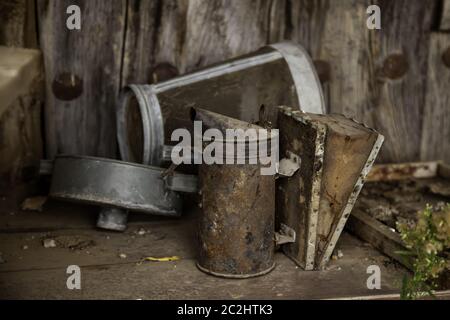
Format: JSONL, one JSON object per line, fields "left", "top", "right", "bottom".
{"left": 49, "top": 155, "right": 197, "bottom": 216}
{"left": 117, "top": 41, "right": 324, "bottom": 164}
{"left": 195, "top": 109, "right": 277, "bottom": 278}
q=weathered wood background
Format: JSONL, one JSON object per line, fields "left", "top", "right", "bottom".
{"left": 1, "top": 0, "right": 449, "bottom": 164}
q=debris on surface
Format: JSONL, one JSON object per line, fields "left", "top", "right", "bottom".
{"left": 136, "top": 228, "right": 146, "bottom": 236}
{"left": 429, "top": 181, "right": 450, "bottom": 198}
{"left": 22, "top": 245, "right": 28, "bottom": 250}
{"left": 331, "top": 249, "right": 344, "bottom": 260}
{"left": 356, "top": 178, "right": 450, "bottom": 232}
{"left": 21, "top": 196, "right": 47, "bottom": 212}
{"left": 43, "top": 235, "right": 95, "bottom": 251}
{"left": 42, "top": 239, "right": 57, "bottom": 248}
{"left": 118, "top": 253, "right": 127, "bottom": 259}
{"left": 0, "top": 252, "right": 5, "bottom": 264}
{"left": 143, "top": 256, "right": 180, "bottom": 262}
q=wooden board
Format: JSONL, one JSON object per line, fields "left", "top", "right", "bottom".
{"left": 288, "top": 0, "right": 437, "bottom": 163}
{"left": 0, "top": 0, "right": 37, "bottom": 48}
{"left": 347, "top": 209, "right": 413, "bottom": 269}
{"left": 120, "top": 0, "right": 160, "bottom": 85}
{"left": 347, "top": 162, "right": 450, "bottom": 287}
{"left": 0, "top": 47, "right": 44, "bottom": 190}
{"left": 0, "top": 196, "right": 409, "bottom": 299}
{"left": 121, "top": 0, "right": 286, "bottom": 85}
{"left": 441, "top": 0, "right": 450, "bottom": 30}
{"left": 37, "top": 0, "right": 126, "bottom": 158}
{"left": 26, "top": 0, "right": 446, "bottom": 165}
{"left": 420, "top": 33, "right": 450, "bottom": 163}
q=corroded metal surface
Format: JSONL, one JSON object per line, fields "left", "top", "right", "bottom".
{"left": 198, "top": 164, "right": 275, "bottom": 278}
{"left": 276, "top": 106, "right": 325, "bottom": 271}
{"left": 195, "top": 110, "right": 276, "bottom": 278}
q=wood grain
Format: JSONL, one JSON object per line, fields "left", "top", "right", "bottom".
{"left": 0, "top": 0, "right": 37, "bottom": 48}
{"left": 37, "top": 0, "right": 126, "bottom": 158}
{"left": 420, "top": 33, "right": 450, "bottom": 163}
{"left": 442, "top": 0, "right": 450, "bottom": 30}
{"left": 28, "top": 0, "right": 447, "bottom": 164}
{"left": 371, "top": 0, "right": 436, "bottom": 163}
{"left": 120, "top": 0, "right": 160, "bottom": 85}
{"left": 288, "top": 0, "right": 437, "bottom": 163}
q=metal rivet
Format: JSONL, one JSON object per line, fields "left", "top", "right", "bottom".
{"left": 52, "top": 72, "right": 83, "bottom": 101}
{"left": 382, "top": 54, "right": 409, "bottom": 79}
{"left": 442, "top": 47, "right": 450, "bottom": 69}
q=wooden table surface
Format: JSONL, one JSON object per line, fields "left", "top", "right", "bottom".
{"left": 0, "top": 197, "right": 411, "bottom": 300}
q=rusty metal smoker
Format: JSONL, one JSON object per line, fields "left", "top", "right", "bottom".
{"left": 193, "top": 109, "right": 278, "bottom": 278}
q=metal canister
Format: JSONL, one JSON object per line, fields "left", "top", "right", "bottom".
{"left": 117, "top": 41, "right": 324, "bottom": 165}
{"left": 194, "top": 109, "right": 277, "bottom": 278}
{"left": 48, "top": 155, "right": 198, "bottom": 229}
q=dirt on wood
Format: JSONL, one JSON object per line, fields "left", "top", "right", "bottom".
{"left": 355, "top": 177, "right": 450, "bottom": 232}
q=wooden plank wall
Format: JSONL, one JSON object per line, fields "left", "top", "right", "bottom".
{"left": 36, "top": 0, "right": 126, "bottom": 158}
{"left": 3, "top": 0, "right": 447, "bottom": 163}
{"left": 0, "top": 0, "right": 37, "bottom": 48}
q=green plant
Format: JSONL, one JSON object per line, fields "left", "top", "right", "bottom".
{"left": 397, "top": 203, "right": 450, "bottom": 300}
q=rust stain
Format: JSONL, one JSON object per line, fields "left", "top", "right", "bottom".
{"left": 382, "top": 54, "right": 409, "bottom": 79}
{"left": 52, "top": 72, "right": 83, "bottom": 101}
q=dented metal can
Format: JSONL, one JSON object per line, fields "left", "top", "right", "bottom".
{"left": 195, "top": 109, "right": 276, "bottom": 278}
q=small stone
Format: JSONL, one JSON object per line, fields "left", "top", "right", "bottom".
{"left": 337, "top": 250, "right": 344, "bottom": 259}
{"left": 119, "top": 253, "right": 127, "bottom": 259}
{"left": 43, "top": 239, "right": 56, "bottom": 248}
{"left": 331, "top": 255, "right": 338, "bottom": 261}
{"left": 22, "top": 245, "right": 29, "bottom": 250}
{"left": 137, "top": 228, "right": 146, "bottom": 236}
{"left": 21, "top": 196, "right": 47, "bottom": 212}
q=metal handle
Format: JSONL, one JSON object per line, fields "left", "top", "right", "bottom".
{"left": 164, "top": 173, "right": 198, "bottom": 193}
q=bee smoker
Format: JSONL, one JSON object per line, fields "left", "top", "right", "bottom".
{"left": 193, "top": 109, "right": 277, "bottom": 278}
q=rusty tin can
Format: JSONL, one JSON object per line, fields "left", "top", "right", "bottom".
{"left": 194, "top": 109, "right": 277, "bottom": 278}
